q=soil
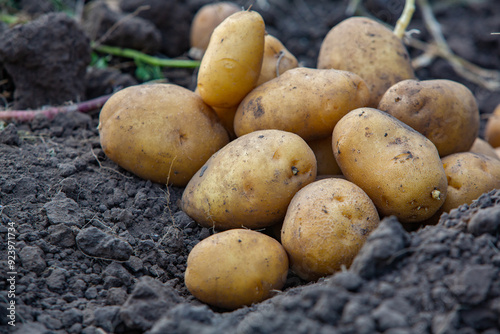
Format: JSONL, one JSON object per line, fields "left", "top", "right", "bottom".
{"left": 0, "top": 0, "right": 499, "bottom": 333}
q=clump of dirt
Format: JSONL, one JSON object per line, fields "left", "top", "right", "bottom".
{"left": 0, "top": 1, "right": 499, "bottom": 333}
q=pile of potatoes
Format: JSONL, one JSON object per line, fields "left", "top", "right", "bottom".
{"left": 98, "top": 4, "right": 500, "bottom": 310}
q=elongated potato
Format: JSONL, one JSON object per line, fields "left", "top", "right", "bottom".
{"left": 281, "top": 178, "right": 380, "bottom": 281}
{"left": 485, "top": 104, "right": 500, "bottom": 148}
{"left": 378, "top": 79, "right": 479, "bottom": 157}
{"left": 188, "top": 2, "right": 240, "bottom": 60}
{"left": 234, "top": 68, "right": 370, "bottom": 141}
{"left": 332, "top": 108, "right": 448, "bottom": 223}
{"left": 256, "top": 34, "right": 298, "bottom": 87}
{"left": 99, "top": 84, "right": 229, "bottom": 186}
{"left": 307, "top": 136, "right": 342, "bottom": 176}
{"left": 197, "top": 10, "right": 265, "bottom": 108}
{"left": 185, "top": 229, "right": 289, "bottom": 310}
{"left": 318, "top": 17, "right": 415, "bottom": 107}
{"left": 181, "top": 129, "right": 317, "bottom": 230}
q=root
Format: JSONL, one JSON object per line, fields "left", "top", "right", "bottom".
{"left": 393, "top": 0, "right": 416, "bottom": 39}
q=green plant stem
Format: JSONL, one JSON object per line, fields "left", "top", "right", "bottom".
{"left": 92, "top": 43, "right": 201, "bottom": 69}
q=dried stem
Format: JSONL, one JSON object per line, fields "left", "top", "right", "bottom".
{"left": 0, "top": 94, "right": 112, "bottom": 122}
{"left": 394, "top": 0, "right": 416, "bottom": 39}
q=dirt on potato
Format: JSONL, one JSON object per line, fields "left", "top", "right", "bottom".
{"left": 0, "top": 1, "right": 500, "bottom": 333}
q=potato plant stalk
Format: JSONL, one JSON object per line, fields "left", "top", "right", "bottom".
{"left": 0, "top": 94, "right": 112, "bottom": 122}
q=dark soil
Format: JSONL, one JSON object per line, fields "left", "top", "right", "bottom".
{"left": 0, "top": 1, "right": 499, "bottom": 333}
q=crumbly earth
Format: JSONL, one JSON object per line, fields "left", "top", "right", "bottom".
{"left": 0, "top": 1, "right": 499, "bottom": 333}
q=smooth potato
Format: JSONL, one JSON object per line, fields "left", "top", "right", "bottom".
{"left": 188, "top": 2, "right": 240, "bottom": 60}
{"left": 439, "top": 152, "right": 500, "bottom": 213}
{"left": 469, "top": 137, "right": 499, "bottom": 160}
{"left": 182, "top": 129, "right": 317, "bottom": 230}
{"left": 332, "top": 108, "right": 448, "bottom": 223}
{"left": 317, "top": 17, "right": 415, "bottom": 107}
{"left": 378, "top": 79, "right": 479, "bottom": 157}
{"left": 99, "top": 84, "right": 229, "bottom": 186}
{"left": 485, "top": 104, "right": 500, "bottom": 148}
{"left": 185, "top": 229, "right": 289, "bottom": 310}
{"left": 197, "top": 10, "right": 265, "bottom": 108}
{"left": 256, "top": 34, "right": 299, "bottom": 87}
{"left": 281, "top": 178, "right": 380, "bottom": 281}
{"left": 234, "top": 68, "right": 370, "bottom": 141}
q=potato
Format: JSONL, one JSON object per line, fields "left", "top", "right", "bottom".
{"left": 212, "top": 105, "right": 238, "bottom": 140}
{"left": 332, "top": 107, "right": 448, "bottom": 223}
{"left": 185, "top": 229, "right": 289, "bottom": 310}
{"left": 99, "top": 84, "right": 229, "bottom": 186}
{"left": 378, "top": 79, "right": 479, "bottom": 157}
{"left": 317, "top": 17, "right": 415, "bottom": 107}
{"left": 281, "top": 178, "right": 380, "bottom": 281}
{"left": 234, "top": 68, "right": 370, "bottom": 141}
{"left": 197, "top": 10, "right": 265, "bottom": 108}
{"left": 469, "top": 137, "right": 499, "bottom": 160}
{"left": 439, "top": 152, "right": 500, "bottom": 213}
{"left": 188, "top": 2, "right": 240, "bottom": 60}
{"left": 485, "top": 104, "right": 500, "bottom": 148}
{"left": 256, "top": 34, "right": 299, "bottom": 87}
{"left": 181, "top": 129, "right": 317, "bottom": 230}
{"left": 307, "top": 136, "right": 342, "bottom": 176}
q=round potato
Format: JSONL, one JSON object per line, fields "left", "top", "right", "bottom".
{"left": 181, "top": 129, "right": 317, "bottom": 230}
{"left": 99, "top": 84, "right": 229, "bottom": 186}
{"left": 281, "top": 178, "right": 380, "bottom": 281}
{"left": 185, "top": 229, "right": 289, "bottom": 310}
{"left": 317, "top": 16, "right": 415, "bottom": 107}
{"left": 256, "top": 34, "right": 299, "bottom": 87}
{"left": 378, "top": 79, "right": 479, "bottom": 157}
{"left": 439, "top": 152, "right": 500, "bottom": 213}
{"left": 188, "top": 2, "right": 240, "bottom": 60}
{"left": 197, "top": 10, "right": 265, "bottom": 108}
{"left": 234, "top": 68, "right": 370, "bottom": 141}
{"left": 307, "top": 136, "right": 342, "bottom": 176}
{"left": 469, "top": 137, "right": 499, "bottom": 160}
{"left": 485, "top": 103, "right": 500, "bottom": 148}
{"left": 332, "top": 107, "right": 448, "bottom": 223}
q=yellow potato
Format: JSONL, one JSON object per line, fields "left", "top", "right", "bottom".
{"left": 181, "top": 129, "right": 317, "bottom": 230}
{"left": 98, "top": 84, "right": 229, "bottom": 186}
{"left": 317, "top": 16, "right": 415, "bottom": 107}
{"left": 188, "top": 2, "right": 240, "bottom": 60}
{"left": 307, "top": 136, "right": 342, "bottom": 176}
{"left": 469, "top": 137, "right": 499, "bottom": 160}
{"left": 185, "top": 229, "right": 289, "bottom": 310}
{"left": 256, "top": 34, "right": 299, "bottom": 87}
{"left": 332, "top": 107, "right": 448, "bottom": 223}
{"left": 197, "top": 10, "right": 265, "bottom": 108}
{"left": 281, "top": 178, "right": 380, "bottom": 281}
{"left": 378, "top": 79, "right": 479, "bottom": 157}
{"left": 485, "top": 104, "right": 500, "bottom": 148}
{"left": 234, "top": 68, "right": 370, "bottom": 141}
{"left": 439, "top": 152, "right": 500, "bottom": 213}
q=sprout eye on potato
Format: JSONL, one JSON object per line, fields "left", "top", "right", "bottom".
{"left": 332, "top": 107, "right": 448, "bottom": 223}
{"left": 98, "top": 84, "right": 229, "bottom": 187}
{"left": 181, "top": 129, "right": 317, "bottom": 230}
{"left": 378, "top": 79, "right": 480, "bottom": 157}
{"left": 185, "top": 229, "right": 289, "bottom": 310}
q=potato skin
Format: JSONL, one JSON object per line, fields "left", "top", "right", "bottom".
{"left": 181, "top": 129, "right": 317, "bottom": 230}
{"left": 234, "top": 68, "right": 370, "bottom": 141}
{"left": 99, "top": 84, "right": 229, "bottom": 186}
{"left": 332, "top": 108, "right": 448, "bottom": 223}
{"left": 188, "top": 2, "right": 240, "bottom": 59}
{"left": 256, "top": 34, "right": 298, "bottom": 87}
{"left": 281, "top": 178, "right": 380, "bottom": 281}
{"left": 469, "top": 138, "right": 499, "bottom": 160}
{"left": 185, "top": 229, "right": 289, "bottom": 310}
{"left": 378, "top": 79, "right": 479, "bottom": 157}
{"left": 318, "top": 17, "right": 415, "bottom": 107}
{"left": 485, "top": 104, "right": 500, "bottom": 148}
{"left": 307, "top": 136, "right": 342, "bottom": 176}
{"left": 440, "top": 152, "right": 500, "bottom": 213}
{"left": 197, "top": 10, "right": 265, "bottom": 108}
